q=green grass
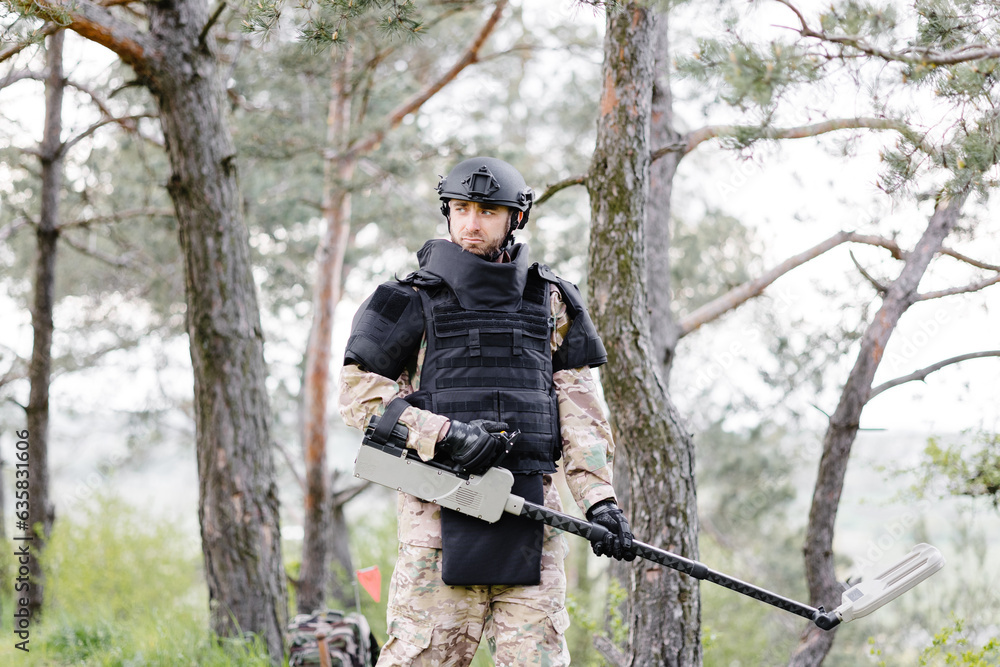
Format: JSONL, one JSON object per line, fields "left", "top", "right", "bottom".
{"left": 0, "top": 493, "right": 272, "bottom": 666}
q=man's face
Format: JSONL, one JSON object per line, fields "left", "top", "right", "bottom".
{"left": 448, "top": 199, "right": 512, "bottom": 259}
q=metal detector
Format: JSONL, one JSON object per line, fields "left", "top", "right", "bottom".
{"left": 354, "top": 417, "right": 944, "bottom": 630}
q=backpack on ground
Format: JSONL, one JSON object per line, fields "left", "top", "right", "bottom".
{"left": 286, "top": 609, "right": 380, "bottom": 667}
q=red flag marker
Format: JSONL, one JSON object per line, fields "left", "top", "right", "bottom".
{"left": 357, "top": 566, "right": 381, "bottom": 603}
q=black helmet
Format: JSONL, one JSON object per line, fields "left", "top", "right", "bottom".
{"left": 437, "top": 157, "right": 534, "bottom": 237}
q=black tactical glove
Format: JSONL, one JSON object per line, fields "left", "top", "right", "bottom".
{"left": 437, "top": 419, "right": 511, "bottom": 475}
{"left": 586, "top": 499, "right": 635, "bottom": 561}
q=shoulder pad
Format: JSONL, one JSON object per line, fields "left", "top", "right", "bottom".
{"left": 398, "top": 269, "right": 443, "bottom": 288}
{"left": 553, "top": 277, "right": 607, "bottom": 371}
{"left": 344, "top": 281, "right": 425, "bottom": 379}
{"left": 532, "top": 263, "right": 559, "bottom": 284}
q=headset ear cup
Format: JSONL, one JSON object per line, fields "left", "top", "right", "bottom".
{"left": 517, "top": 209, "right": 529, "bottom": 230}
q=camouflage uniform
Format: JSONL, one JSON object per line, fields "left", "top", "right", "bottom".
{"left": 340, "top": 284, "right": 616, "bottom": 666}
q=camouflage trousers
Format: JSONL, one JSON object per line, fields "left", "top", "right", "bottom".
{"left": 376, "top": 527, "right": 571, "bottom": 667}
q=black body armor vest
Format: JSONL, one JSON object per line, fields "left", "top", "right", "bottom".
{"left": 344, "top": 239, "right": 609, "bottom": 585}
{"left": 403, "top": 240, "right": 560, "bottom": 474}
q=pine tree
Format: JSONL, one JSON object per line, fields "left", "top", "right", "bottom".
{"left": 2, "top": 0, "right": 289, "bottom": 659}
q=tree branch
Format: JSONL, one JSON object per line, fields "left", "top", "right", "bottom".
{"left": 32, "top": 0, "right": 155, "bottom": 75}
{"left": 776, "top": 0, "right": 1000, "bottom": 66}
{"left": 61, "top": 232, "right": 138, "bottom": 267}
{"left": 0, "top": 217, "right": 33, "bottom": 244}
{"left": 66, "top": 78, "right": 122, "bottom": 119}
{"left": 535, "top": 174, "right": 587, "bottom": 206}
{"left": 61, "top": 113, "right": 157, "bottom": 155}
{"left": 331, "top": 478, "right": 371, "bottom": 507}
{"left": 198, "top": 1, "right": 227, "bottom": 48}
{"left": 60, "top": 79, "right": 164, "bottom": 146}
{"left": 915, "top": 272, "right": 1000, "bottom": 301}
{"left": 57, "top": 207, "right": 175, "bottom": 230}
{"left": 0, "top": 69, "right": 45, "bottom": 90}
{"left": 938, "top": 248, "right": 1000, "bottom": 272}
{"left": 339, "top": 0, "right": 509, "bottom": 160}
{"left": 659, "top": 117, "right": 932, "bottom": 160}
{"left": 274, "top": 439, "right": 305, "bottom": 493}
{"left": 0, "top": 22, "right": 63, "bottom": 64}
{"left": 849, "top": 249, "right": 888, "bottom": 294}
{"left": 869, "top": 351, "right": 1000, "bottom": 400}
{"left": 0, "top": 362, "right": 27, "bottom": 392}
{"left": 593, "top": 635, "right": 628, "bottom": 667}
{"left": 678, "top": 231, "right": 904, "bottom": 337}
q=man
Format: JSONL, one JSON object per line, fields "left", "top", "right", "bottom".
{"left": 339, "top": 156, "right": 633, "bottom": 666}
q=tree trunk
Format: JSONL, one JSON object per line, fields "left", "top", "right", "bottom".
{"left": 588, "top": 6, "right": 701, "bottom": 665}
{"left": 789, "top": 191, "right": 969, "bottom": 666}
{"left": 327, "top": 471, "right": 359, "bottom": 606}
{"left": 646, "top": 9, "right": 684, "bottom": 383}
{"left": 24, "top": 29, "right": 65, "bottom": 621}
{"left": 146, "top": 2, "right": 287, "bottom": 661}
{"left": 299, "top": 46, "right": 355, "bottom": 614}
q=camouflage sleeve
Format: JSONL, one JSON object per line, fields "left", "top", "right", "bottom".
{"left": 550, "top": 285, "right": 570, "bottom": 353}
{"left": 550, "top": 287, "right": 617, "bottom": 513}
{"left": 338, "top": 363, "right": 448, "bottom": 462}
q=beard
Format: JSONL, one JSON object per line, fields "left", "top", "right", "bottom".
{"left": 451, "top": 230, "right": 506, "bottom": 262}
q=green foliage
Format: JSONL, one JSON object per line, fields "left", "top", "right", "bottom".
{"left": 699, "top": 533, "right": 803, "bottom": 666}
{"left": 695, "top": 423, "right": 809, "bottom": 663}
{"left": 0, "top": 493, "right": 273, "bottom": 665}
{"left": 878, "top": 137, "right": 925, "bottom": 196}
{"left": 817, "top": 1, "right": 901, "bottom": 39}
{"left": 677, "top": 0, "right": 1000, "bottom": 198}
{"left": 695, "top": 422, "right": 799, "bottom": 542}
{"left": 242, "top": 0, "right": 283, "bottom": 39}
{"left": 1, "top": 0, "right": 72, "bottom": 42}
{"left": 919, "top": 618, "right": 1000, "bottom": 666}
{"left": 241, "top": 0, "right": 427, "bottom": 47}
{"left": 228, "top": 0, "right": 601, "bottom": 318}
{"left": 837, "top": 1, "right": 1000, "bottom": 194}
{"left": 42, "top": 497, "right": 200, "bottom": 622}
{"left": 565, "top": 575, "right": 628, "bottom": 666}
{"left": 869, "top": 635, "right": 887, "bottom": 667}
{"left": 0, "top": 41, "right": 185, "bottom": 428}
{"left": 914, "top": 0, "right": 987, "bottom": 54}
{"left": 677, "top": 34, "right": 823, "bottom": 118}
{"left": 911, "top": 432, "right": 1000, "bottom": 507}
{"left": 669, "top": 208, "right": 759, "bottom": 314}
{"left": 336, "top": 498, "right": 400, "bottom": 640}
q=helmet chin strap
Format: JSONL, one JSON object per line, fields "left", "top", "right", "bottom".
{"left": 478, "top": 213, "right": 519, "bottom": 263}
{"left": 500, "top": 210, "right": 523, "bottom": 252}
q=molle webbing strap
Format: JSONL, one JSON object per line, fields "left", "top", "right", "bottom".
{"left": 435, "top": 333, "right": 547, "bottom": 352}
{"left": 433, "top": 305, "right": 549, "bottom": 338}
{"left": 436, "top": 356, "right": 547, "bottom": 371}
{"left": 468, "top": 329, "right": 480, "bottom": 357}
{"left": 437, "top": 377, "right": 547, "bottom": 390}
{"left": 437, "top": 399, "right": 497, "bottom": 415}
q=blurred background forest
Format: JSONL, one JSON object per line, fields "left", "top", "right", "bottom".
{"left": 2, "top": 0, "right": 1000, "bottom": 665}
